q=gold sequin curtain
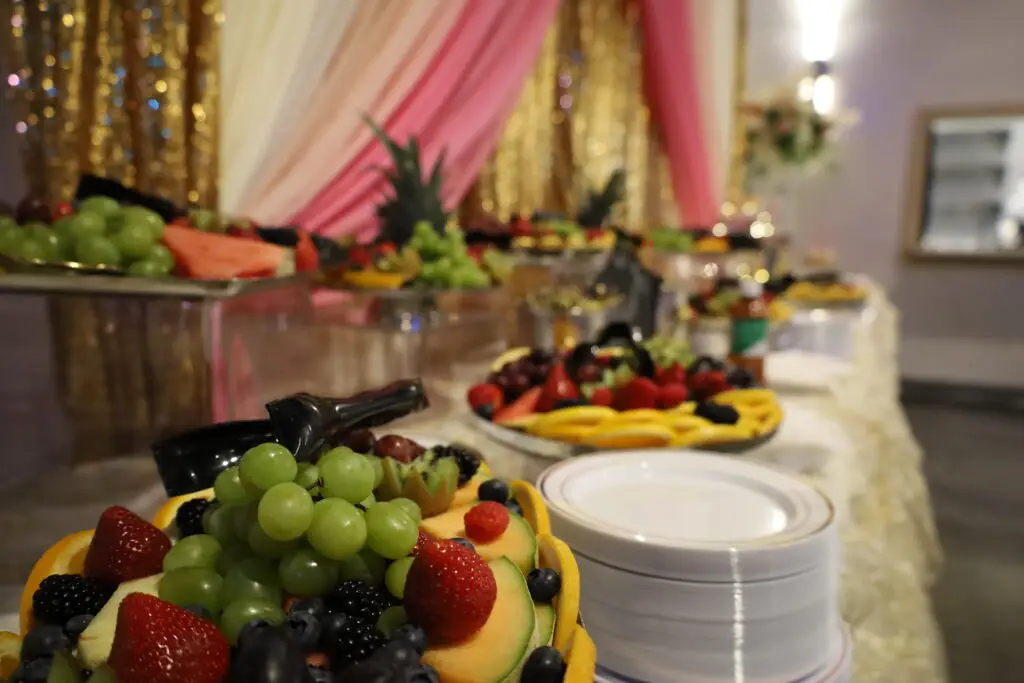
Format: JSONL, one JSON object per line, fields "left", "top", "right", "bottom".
{"left": 1, "top": 0, "right": 221, "bottom": 464}
{"left": 472, "top": 0, "right": 678, "bottom": 232}
{"left": 2, "top": 0, "right": 219, "bottom": 206}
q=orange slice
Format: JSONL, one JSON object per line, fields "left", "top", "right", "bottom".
{"left": 0, "top": 631, "right": 21, "bottom": 678}
{"left": 151, "top": 488, "right": 215, "bottom": 532}
{"left": 19, "top": 529, "right": 94, "bottom": 634}
{"left": 511, "top": 480, "right": 551, "bottom": 537}
{"left": 537, "top": 534, "right": 580, "bottom": 656}
{"left": 583, "top": 423, "right": 674, "bottom": 449}
{"left": 564, "top": 626, "right": 597, "bottom": 683}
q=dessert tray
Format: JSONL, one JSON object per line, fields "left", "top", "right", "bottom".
{"left": 0, "top": 380, "right": 594, "bottom": 683}
{"left": 466, "top": 324, "right": 783, "bottom": 459}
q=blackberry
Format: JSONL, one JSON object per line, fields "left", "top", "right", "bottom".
{"left": 328, "top": 618, "right": 384, "bottom": 671}
{"left": 326, "top": 580, "right": 389, "bottom": 624}
{"left": 32, "top": 575, "right": 114, "bottom": 626}
{"left": 435, "top": 444, "right": 481, "bottom": 486}
{"left": 694, "top": 402, "right": 740, "bottom": 425}
{"left": 175, "top": 498, "right": 211, "bottom": 538}
{"left": 726, "top": 367, "right": 757, "bottom": 389}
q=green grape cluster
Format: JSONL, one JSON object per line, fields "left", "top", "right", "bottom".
{"left": 648, "top": 227, "right": 694, "bottom": 254}
{"left": 0, "top": 198, "right": 173, "bottom": 276}
{"left": 643, "top": 335, "right": 694, "bottom": 369}
{"left": 406, "top": 220, "right": 492, "bottom": 289}
{"left": 159, "top": 441, "right": 423, "bottom": 643}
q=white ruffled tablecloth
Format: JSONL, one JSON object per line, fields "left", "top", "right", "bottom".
{"left": 398, "top": 281, "right": 947, "bottom": 683}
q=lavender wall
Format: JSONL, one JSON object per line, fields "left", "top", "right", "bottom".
{"left": 747, "top": 0, "right": 1024, "bottom": 387}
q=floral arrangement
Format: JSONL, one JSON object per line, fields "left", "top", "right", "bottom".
{"left": 741, "top": 86, "right": 852, "bottom": 181}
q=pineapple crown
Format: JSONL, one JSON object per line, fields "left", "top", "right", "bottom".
{"left": 365, "top": 116, "right": 448, "bottom": 246}
{"left": 577, "top": 169, "right": 626, "bottom": 228}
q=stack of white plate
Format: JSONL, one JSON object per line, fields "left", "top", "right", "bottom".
{"left": 537, "top": 450, "right": 849, "bottom": 683}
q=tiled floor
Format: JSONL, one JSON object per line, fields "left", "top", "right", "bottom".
{"left": 0, "top": 404, "right": 1021, "bottom": 683}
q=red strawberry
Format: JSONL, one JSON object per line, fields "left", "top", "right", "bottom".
{"left": 294, "top": 230, "right": 320, "bottom": 272}
{"left": 404, "top": 539, "right": 497, "bottom": 644}
{"left": 84, "top": 506, "right": 171, "bottom": 585}
{"left": 690, "top": 370, "right": 730, "bottom": 401}
{"left": 589, "top": 386, "right": 614, "bottom": 407}
{"left": 657, "top": 383, "right": 689, "bottom": 409}
{"left": 464, "top": 502, "right": 510, "bottom": 544}
{"left": 655, "top": 363, "right": 686, "bottom": 387}
{"left": 585, "top": 229, "right": 605, "bottom": 241}
{"left": 510, "top": 216, "right": 533, "bottom": 237}
{"left": 613, "top": 377, "right": 659, "bottom": 411}
{"left": 53, "top": 202, "right": 75, "bottom": 219}
{"left": 467, "top": 384, "right": 504, "bottom": 416}
{"left": 109, "top": 593, "right": 229, "bottom": 683}
{"left": 410, "top": 530, "right": 434, "bottom": 556}
{"left": 348, "top": 245, "right": 373, "bottom": 268}
{"left": 536, "top": 363, "right": 579, "bottom": 413}
{"left": 376, "top": 242, "right": 396, "bottom": 255}
{"left": 493, "top": 386, "right": 542, "bottom": 424}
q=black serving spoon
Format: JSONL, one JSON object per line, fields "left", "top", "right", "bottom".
{"left": 564, "top": 321, "right": 656, "bottom": 380}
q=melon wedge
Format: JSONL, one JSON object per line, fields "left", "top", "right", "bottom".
{"left": 162, "top": 225, "right": 288, "bottom": 280}
{"left": 420, "top": 505, "right": 537, "bottom": 574}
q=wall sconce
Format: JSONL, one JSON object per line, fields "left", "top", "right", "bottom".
{"left": 795, "top": 0, "right": 842, "bottom": 114}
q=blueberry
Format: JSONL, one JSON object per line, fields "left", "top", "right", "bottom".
{"left": 287, "top": 611, "right": 322, "bottom": 651}
{"left": 505, "top": 499, "right": 524, "bottom": 517}
{"left": 521, "top": 646, "right": 566, "bottom": 683}
{"left": 371, "top": 640, "right": 419, "bottom": 668}
{"left": 308, "top": 665, "right": 333, "bottom": 682}
{"left": 526, "top": 568, "right": 561, "bottom": 604}
{"left": 10, "top": 656, "right": 52, "bottom": 682}
{"left": 20, "top": 624, "right": 69, "bottom": 661}
{"left": 289, "top": 597, "right": 326, "bottom": 621}
{"left": 478, "top": 479, "right": 509, "bottom": 503}
{"left": 408, "top": 662, "right": 441, "bottom": 682}
{"left": 694, "top": 402, "right": 740, "bottom": 425}
{"left": 236, "top": 619, "right": 274, "bottom": 647}
{"left": 181, "top": 604, "right": 212, "bottom": 621}
{"left": 726, "top": 367, "right": 756, "bottom": 389}
{"left": 63, "top": 614, "right": 93, "bottom": 644}
{"left": 319, "top": 612, "right": 350, "bottom": 646}
{"left": 390, "top": 624, "right": 428, "bottom": 655}
{"left": 450, "top": 537, "right": 475, "bottom": 552}
{"left": 473, "top": 404, "right": 495, "bottom": 420}
{"left": 687, "top": 356, "right": 725, "bottom": 375}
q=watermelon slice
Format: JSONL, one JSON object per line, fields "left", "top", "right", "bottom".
{"left": 162, "top": 225, "right": 289, "bottom": 280}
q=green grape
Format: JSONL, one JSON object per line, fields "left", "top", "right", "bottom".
{"left": 75, "top": 235, "right": 122, "bottom": 267}
{"left": 359, "top": 493, "right": 376, "bottom": 508}
{"left": 127, "top": 259, "right": 171, "bottom": 277}
{"left": 163, "top": 534, "right": 222, "bottom": 571}
{"left": 258, "top": 482, "right": 314, "bottom": 541}
{"left": 385, "top": 557, "right": 415, "bottom": 600}
{"left": 364, "top": 455, "right": 384, "bottom": 488}
{"left": 215, "top": 466, "right": 255, "bottom": 506}
{"left": 231, "top": 503, "right": 260, "bottom": 541}
{"left": 364, "top": 502, "right": 419, "bottom": 560}
{"left": 248, "top": 522, "right": 299, "bottom": 559}
{"left": 306, "top": 498, "right": 366, "bottom": 561}
{"left": 319, "top": 450, "right": 375, "bottom": 504}
{"left": 338, "top": 548, "right": 387, "bottom": 586}
{"left": 121, "top": 205, "right": 166, "bottom": 240}
{"left": 220, "top": 598, "right": 285, "bottom": 645}
{"left": 203, "top": 505, "right": 236, "bottom": 546}
{"left": 29, "top": 227, "right": 61, "bottom": 261}
{"left": 159, "top": 566, "right": 225, "bottom": 615}
{"left": 222, "top": 557, "right": 282, "bottom": 605}
{"left": 278, "top": 548, "right": 340, "bottom": 597}
{"left": 147, "top": 243, "right": 175, "bottom": 270}
{"left": 15, "top": 237, "right": 47, "bottom": 262}
{"left": 239, "top": 442, "right": 298, "bottom": 492}
{"left": 216, "top": 542, "right": 252, "bottom": 574}
{"left": 376, "top": 606, "right": 408, "bottom": 638}
{"left": 389, "top": 498, "right": 421, "bottom": 525}
{"left": 65, "top": 210, "right": 108, "bottom": 238}
{"left": 112, "top": 222, "right": 156, "bottom": 260}
{"left": 294, "top": 462, "right": 320, "bottom": 490}
{"left": 79, "top": 196, "right": 120, "bottom": 221}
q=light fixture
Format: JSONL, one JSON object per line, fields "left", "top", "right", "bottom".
{"left": 796, "top": 0, "right": 842, "bottom": 62}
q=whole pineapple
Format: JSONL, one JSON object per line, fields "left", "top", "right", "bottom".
{"left": 577, "top": 169, "right": 626, "bottom": 228}
{"left": 366, "top": 117, "right": 448, "bottom": 247}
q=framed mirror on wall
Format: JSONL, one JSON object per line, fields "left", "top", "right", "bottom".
{"left": 904, "top": 104, "right": 1024, "bottom": 263}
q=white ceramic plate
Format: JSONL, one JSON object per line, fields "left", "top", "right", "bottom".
{"left": 539, "top": 449, "right": 837, "bottom": 582}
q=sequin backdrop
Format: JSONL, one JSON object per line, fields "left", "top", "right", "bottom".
{"left": 2, "top": 0, "right": 219, "bottom": 206}
{"left": 1, "top": 0, "right": 221, "bottom": 464}
{"left": 473, "top": 0, "right": 679, "bottom": 232}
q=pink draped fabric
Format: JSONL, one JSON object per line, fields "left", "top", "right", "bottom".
{"left": 640, "top": 0, "right": 720, "bottom": 226}
{"left": 291, "top": 0, "right": 560, "bottom": 239}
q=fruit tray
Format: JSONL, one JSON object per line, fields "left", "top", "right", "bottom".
{"left": 466, "top": 325, "right": 784, "bottom": 459}
{"left": 1, "top": 382, "right": 594, "bottom": 683}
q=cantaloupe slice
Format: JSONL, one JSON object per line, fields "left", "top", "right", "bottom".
{"left": 423, "top": 558, "right": 536, "bottom": 683}
{"left": 420, "top": 505, "right": 537, "bottom": 574}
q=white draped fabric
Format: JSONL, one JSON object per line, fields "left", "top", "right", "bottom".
{"left": 219, "top": 0, "right": 357, "bottom": 215}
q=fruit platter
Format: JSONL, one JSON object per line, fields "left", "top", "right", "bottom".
{"left": 1, "top": 381, "right": 594, "bottom": 683}
{"left": 783, "top": 272, "right": 867, "bottom": 308}
{"left": 466, "top": 326, "right": 784, "bottom": 459}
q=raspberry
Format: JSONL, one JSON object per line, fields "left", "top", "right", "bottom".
{"left": 612, "top": 377, "right": 659, "bottom": 411}
{"left": 32, "top": 574, "right": 115, "bottom": 626}
{"left": 464, "top": 502, "right": 509, "bottom": 544}
{"left": 404, "top": 540, "right": 497, "bottom": 644}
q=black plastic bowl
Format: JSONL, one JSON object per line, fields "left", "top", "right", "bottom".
{"left": 152, "top": 419, "right": 276, "bottom": 497}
